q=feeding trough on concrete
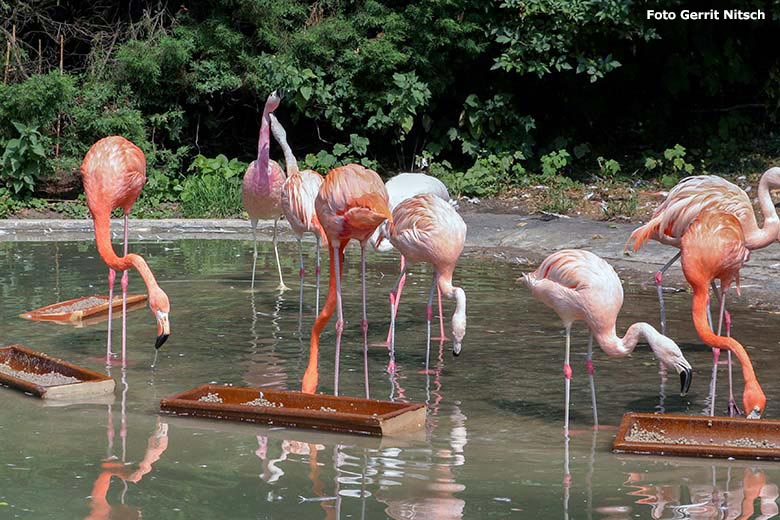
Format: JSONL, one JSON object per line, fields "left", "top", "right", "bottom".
{"left": 19, "top": 294, "right": 147, "bottom": 325}
{"left": 0, "top": 345, "right": 115, "bottom": 399}
{"left": 613, "top": 412, "right": 780, "bottom": 461}
{"left": 160, "top": 384, "right": 427, "bottom": 437}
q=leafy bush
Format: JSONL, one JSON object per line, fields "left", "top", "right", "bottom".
{"left": 179, "top": 154, "right": 246, "bottom": 217}
{"left": 540, "top": 149, "right": 571, "bottom": 178}
{"left": 302, "top": 135, "right": 377, "bottom": 173}
{"left": 0, "top": 122, "right": 49, "bottom": 195}
{"left": 644, "top": 144, "right": 694, "bottom": 188}
{"left": 597, "top": 157, "right": 622, "bottom": 178}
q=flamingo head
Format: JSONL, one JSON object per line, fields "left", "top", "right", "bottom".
{"left": 744, "top": 380, "right": 766, "bottom": 419}
{"left": 266, "top": 90, "right": 284, "bottom": 113}
{"left": 451, "top": 287, "right": 467, "bottom": 356}
{"left": 647, "top": 332, "right": 693, "bottom": 396}
{"left": 369, "top": 222, "right": 394, "bottom": 252}
{"left": 148, "top": 287, "right": 170, "bottom": 349}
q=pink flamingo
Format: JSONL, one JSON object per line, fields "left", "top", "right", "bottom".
{"left": 680, "top": 211, "right": 765, "bottom": 417}
{"left": 242, "top": 91, "right": 288, "bottom": 291}
{"left": 522, "top": 249, "right": 692, "bottom": 433}
{"left": 302, "top": 164, "right": 392, "bottom": 397}
{"left": 81, "top": 136, "right": 171, "bottom": 365}
{"left": 370, "top": 173, "right": 455, "bottom": 343}
{"left": 269, "top": 114, "right": 328, "bottom": 312}
{"left": 385, "top": 194, "right": 467, "bottom": 373}
{"left": 628, "top": 169, "right": 780, "bottom": 412}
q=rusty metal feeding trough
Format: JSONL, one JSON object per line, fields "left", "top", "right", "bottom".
{"left": 0, "top": 345, "right": 115, "bottom": 399}
{"left": 19, "top": 294, "right": 147, "bottom": 326}
{"left": 613, "top": 412, "right": 780, "bottom": 461}
{"left": 160, "top": 384, "right": 427, "bottom": 437}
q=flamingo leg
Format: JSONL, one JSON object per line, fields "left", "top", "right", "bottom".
{"left": 385, "top": 256, "right": 407, "bottom": 345}
{"left": 360, "top": 243, "right": 370, "bottom": 399}
{"left": 388, "top": 268, "right": 407, "bottom": 375}
{"left": 587, "top": 334, "right": 598, "bottom": 428}
{"left": 297, "top": 239, "right": 304, "bottom": 334}
{"left": 121, "top": 213, "right": 129, "bottom": 367}
{"left": 707, "top": 288, "right": 728, "bottom": 417}
{"left": 273, "top": 218, "right": 289, "bottom": 291}
{"left": 564, "top": 324, "right": 572, "bottom": 437}
{"left": 250, "top": 219, "right": 258, "bottom": 290}
{"left": 436, "top": 285, "right": 446, "bottom": 340}
{"left": 333, "top": 244, "right": 344, "bottom": 396}
{"left": 655, "top": 251, "right": 681, "bottom": 335}
{"left": 315, "top": 236, "right": 321, "bottom": 315}
{"left": 425, "top": 273, "right": 437, "bottom": 375}
{"left": 106, "top": 268, "right": 116, "bottom": 364}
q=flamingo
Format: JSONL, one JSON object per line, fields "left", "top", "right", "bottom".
{"left": 269, "top": 113, "right": 327, "bottom": 313}
{"left": 385, "top": 194, "right": 467, "bottom": 374}
{"left": 679, "top": 211, "right": 765, "bottom": 418}
{"left": 81, "top": 136, "right": 170, "bottom": 365}
{"left": 369, "top": 172, "right": 455, "bottom": 343}
{"left": 522, "top": 249, "right": 693, "bottom": 433}
{"left": 242, "top": 91, "right": 288, "bottom": 291}
{"left": 301, "top": 164, "right": 392, "bottom": 397}
{"left": 628, "top": 169, "right": 780, "bottom": 413}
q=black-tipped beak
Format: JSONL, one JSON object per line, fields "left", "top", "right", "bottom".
{"left": 274, "top": 88, "right": 286, "bottom": 99}
{"left": 155, "top": 334, "right": 169, "bottom": 350}
{"left": 679, "top": 368, "right": 692, "bottom": 396}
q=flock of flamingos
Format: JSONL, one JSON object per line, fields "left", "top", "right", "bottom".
{"left": 78, "top": 89, "right": 780, "bottom": 433}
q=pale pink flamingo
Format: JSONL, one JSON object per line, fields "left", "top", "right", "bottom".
{"left": 242, "top": 91, "right": 288, "bottom": 291}
{"left": 81, "top": 136, "right": 170, "bottom": 366}
{"left": 628, "top": 169, "right": 780, "bottom": 412}
{"left": 269, "top": 113, "right": 327, "bottom": 313}
{"left": 302, "top": 164, "right": 392, "bottom": 397}
{"left": 370, "top": 173, "right": 455, "bottom": 343}
{"left": 385, "top": 194, "right": 467, "bottom": 374}
{"left": 522, "top": 249, "right": 692, "bottom": 433}
{"left": 680, "top": 211, "right": 765, "bottom": 417}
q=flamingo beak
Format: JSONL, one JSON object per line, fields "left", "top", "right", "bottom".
{"left": 155, "top": 312, "right": 170, "bottom": 350}
{"left": 747, "top": 406, "right": 762, "bottom": 419}
{"left": 679, "top": 367, "right": 692, "bottom": 396}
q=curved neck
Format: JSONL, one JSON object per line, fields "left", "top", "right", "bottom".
{"left": 437, "top": 275, "right": 465, "bottom": 316}
{"left": 93, "top": 212, "right": 162, "bottom": 295}
{"left": 746, "top": 172, "right": 780, "bottom": 249}
{"left": 269, "top": 114, "right": 299, "bottom": 177}
{"left": 595, "top": 322, "right": 653, "bottom": 358}
{"left": 303, "top": 244, "right": 345, "bottom": 393}
{"left": 252, "top": 105, "right": 273, "bottom": 193}
{"left": 691, "top": 284, "right": 759, "bottom": 384}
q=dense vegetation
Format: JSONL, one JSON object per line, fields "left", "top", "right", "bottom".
{"left": 0, "top": 0, "right": 778, "bottom": 217}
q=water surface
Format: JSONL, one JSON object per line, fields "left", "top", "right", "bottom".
{"left": 1, "top": 239, "right": 779, "bottom": 519}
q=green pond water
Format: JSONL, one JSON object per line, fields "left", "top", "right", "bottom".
{"left": 1, "top": 238, "right": 780, "bottom": 519}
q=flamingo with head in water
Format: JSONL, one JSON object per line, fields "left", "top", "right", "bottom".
{"left": 81, "top": 136, "right": 171, "bottom": 365}
{"left": 680, "top": 211, "right": 766, "bottom": 418}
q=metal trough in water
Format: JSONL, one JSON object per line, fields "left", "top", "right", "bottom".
{"left": 0, "top": 345, "right": 115, "bottom": 399}
{"left": 19, "top": 294, "right": 147, "bottom": 324}
{"left": 160, "top": 384, "right": 427, "bottom": 437}
{"left": 613, "top": 412, "right": 780, "bottom": 461}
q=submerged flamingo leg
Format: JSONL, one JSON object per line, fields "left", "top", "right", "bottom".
{"left": 273, "top": 219, "right": 289, "bottom": 292}
{"left": 360, "top": 244, "right": 370, "bottom": 399}
{"left": 586, "top": 335, "right": 598, "bottom": 428}
{"left": 385, "top": 256, "right": 407, "bottom": 345}
{"left": 724, "top": 310, "right": 741, "bottom": 417}
{"left": 425, "top": 274, "right": 437, "bottom": 375}
{"left": 315, "top": 236, "right": 321, "bottom": 315}
{"left": 106, "top": 268, "right": 116, "bottom": 364}
{"left": 707, "top": 289, "right": 728, "bottom": 417}
{"left": 333, "top": 245, "right": 344, "bottom": 396}
{"left": 121, "top": 214, "right": 129, "bottom": 366}
{"left": 655, "top": 251, "right": 681, "bottom": 336}
{"left": 250, "top": 219, "right": 259, "bottom": 290}
{"left": 564, "top": 324, "right": 572, "bottom": 437}
{"left": 387, "top": 268, "right": 407, "bottom": 374}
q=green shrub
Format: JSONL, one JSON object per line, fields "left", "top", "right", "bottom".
{"left": 644, "top": 144, "right": 694, "bottom": 188}
{"left": 597, "top": 156, "right": 621, "bottom": 178}
{"left": 0, "top": 122, "right": 49, "bottom": 195}
{"left": 179, "top": 154, "right": 246, "bottom": 217}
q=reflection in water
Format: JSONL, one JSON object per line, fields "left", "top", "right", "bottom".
{"left": 244, "top": 290, "right": 287, "bottom": 389}
{"left": 88, "top": 367, "right": 169, "bottom": 519}
{"left": 624, "top": 464, "right": 780, "bottom": 519}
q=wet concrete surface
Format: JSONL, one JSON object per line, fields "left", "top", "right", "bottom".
{"left": 2, "top": 213, "right": 780, "bottom": 310}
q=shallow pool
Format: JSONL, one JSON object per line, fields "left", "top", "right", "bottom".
{"left": 1, "top": 238, "right": 779, "bottom": 519}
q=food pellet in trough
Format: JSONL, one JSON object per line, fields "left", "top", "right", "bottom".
{"left": 241, "top": 392, "right": 282, "bottom": 408}
{"left": 0, "top": 362, "right": 81, "bottom": 386}
{"left": 198, "top": 392, "right": 223, "bottom": 403}
{"left": 625, "top": 424, "right": 698, "bottom": 445}
{"left": 38, "top": 296, "right": 114, "bottom": 315}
